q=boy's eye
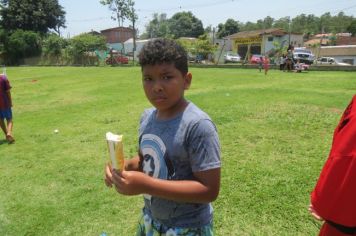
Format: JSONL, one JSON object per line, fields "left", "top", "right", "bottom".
{"left": 162, "top": 75, "right": 172, "bottom": 80}
{"left": 143, "top": 77, "right": 152, "bottom": 81}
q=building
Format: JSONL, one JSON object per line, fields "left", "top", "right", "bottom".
{"left": 304, "top": 33, "right": 356, "bottom": 47}
{"left": 226, "top": 28, "right": 303, "bottom": 61}
{"left": 311, "top": 45, "right": 356, "bottom": 65}
{"left": 100, "top": 27, "right": 134, "bottom": 52}
{"left": 123, "top": 38, "right": 153, "bottom": 58}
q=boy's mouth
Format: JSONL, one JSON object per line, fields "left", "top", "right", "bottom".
{"left": 153, "top": 96, "right": 166, "bottom": 102}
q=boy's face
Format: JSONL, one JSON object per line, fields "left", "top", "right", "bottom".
{"left": 142, "top": 62, "right": 191, "bottom": 118}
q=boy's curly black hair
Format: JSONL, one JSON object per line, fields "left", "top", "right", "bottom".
{"left": 138, "top": 38, "right": 188, "bottom": 75}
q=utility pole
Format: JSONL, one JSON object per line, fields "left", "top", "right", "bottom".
{"left": 288, "top": 16, "right": 291, "bottom": 46}
{"left": 212, "top": 27, "right": 215, "bottom": 45}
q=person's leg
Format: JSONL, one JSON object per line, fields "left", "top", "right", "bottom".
{"left": 0, "top": 118, "right": 6, "bottom": 137}
{"left": 3, "top": 109, "right": 14, "bottom": 143}
{"left": 6, "top": 118, "right": 14, "bottom": 141}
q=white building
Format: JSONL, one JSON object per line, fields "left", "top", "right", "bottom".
{"left": 226, "top": 28, "right": 303, "bottom": 61}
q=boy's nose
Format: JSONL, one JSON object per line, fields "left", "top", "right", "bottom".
{"left": 152, "top": 81, "right": 163, "bottom": 92}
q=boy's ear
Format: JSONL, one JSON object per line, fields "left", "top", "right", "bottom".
{"left": 184, "top": 72, "right": 192, "bottom": 90}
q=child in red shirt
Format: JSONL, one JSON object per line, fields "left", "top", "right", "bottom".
{"left": 309, "top": 95, "right": 356, "bottom": 235}
{"left": 263, "top": 56, "right": 270, "bottom": 75}
{"left": 0, "top": 74, "right": 14, "bottom": 143}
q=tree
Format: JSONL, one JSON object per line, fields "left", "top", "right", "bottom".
{"left": 256, "top": 16, "right": 274, "bottom": 29}
{"left": 240, "top": 21, "right": 258, "bottom": 31}
{"left": 168, "top": 11, "right": 204, "bottom": 38}
{"left": 178, "top": 34, "right": 217, "bottom": 60}
{"left": 100, "top": 0, "right": 132, "bottom": 27}
{"left": 319, "top": 12, "right": 332, "bottom": 33}
{"left": 126, "top": 0, "right": 137, "bottom": 63}
{"left": 0, "top": 0, "right": 66, "bottom": 34}
{"left": 331, "top": 12, "right": 354, "bottom": 33}
{"left": 347, "top": 19, "right": 356, "bottom": 36}
{"left": 42, "top": 33, "right": 68, "bottom": 63}
{"left": 216, "top": 19, "right": 240, "bottom": 38}
{"left": 2, "top": 29, "right": 42, "bottom": 65}
{"left": 273, "top": 17, "right": 290, "bottom": 32}
{"left": 65, "top": 33, "right": 107, "bottom": 65}
{"left": 142, "top": 13, "right": 170, "bottom": 39}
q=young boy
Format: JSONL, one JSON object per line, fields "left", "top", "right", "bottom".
{"left": 105, "top": 38, "right": 221, "bottom": 235}
{"left": 0, "top": 73, "right": 14, "bottom": 143}
{"left": 258, "top": 56, "right": 263, "bottom": 72}
{"left": 309, "top": 95, "right": 356, "bottom": 235}
{"left": 263, "top": 56, "right": 269, "bottom": 76}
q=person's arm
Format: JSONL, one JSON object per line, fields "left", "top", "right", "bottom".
{"left": 308, "top": 203, "right": 324, "bottom": 221}
{"left": 6, "top": 90, "right": 12, "bottom": 107}
{"left": 104, "top": 155, "right": 140, "bottom": 188}
{"left": 111, "top": 167, "right": 220, "bottom": 204}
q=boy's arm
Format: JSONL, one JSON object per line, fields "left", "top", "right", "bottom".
{"left": 104, "top": 155, "right": 141, "bottom": 188}
{"left": 6, "top": 90, "right": 12, "bottom": 107}
{"left": 124, "top": 155, "right": 140, "bottom": 171}
{"left": 112, "top": 167, "right": 220, "bottom": 204}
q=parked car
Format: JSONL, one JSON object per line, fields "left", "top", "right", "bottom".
{"left": 106, "top": 51, "right": 129, "bottom": 65}
{"left": 293, "top": 47, "right": 315, "bottom": 65}
{"left": 315, "top": 57, "right": 351, "bottom": 66}
{"left": 224, "top": 52, "right": 241, "bottom": 63}
{"left": 250, "top": 54, "right": 263, "bottom": 64}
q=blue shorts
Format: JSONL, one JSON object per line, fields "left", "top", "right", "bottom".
{"left": 0, "top": 108, "right": 12, "bottom": 120}
{"left": 136, "top": 213, "right": 214, "bottom": 236}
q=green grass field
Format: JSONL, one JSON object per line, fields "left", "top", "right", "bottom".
{"left": 0, "top": 66, "right": 355, "bottom": 235}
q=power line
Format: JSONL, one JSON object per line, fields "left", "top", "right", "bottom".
{"left": 331, "top": 4, "right": 356, "bottom": 14}
{"left": 137, "top": 0, "right": 239, "bottom": 12}
{"left": 70, "top": 17, "right": 111, "bottom": 23}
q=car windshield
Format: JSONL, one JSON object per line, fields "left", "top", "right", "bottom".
{"left": 227, "top": 52, "right": 239, "bottom": 56}
{"left": 294, "top": 49, "right": 311, "bottom": 54}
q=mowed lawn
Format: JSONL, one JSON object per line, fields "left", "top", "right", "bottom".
{"left": 0, "top": 66, "right": 355, "bottom": 235}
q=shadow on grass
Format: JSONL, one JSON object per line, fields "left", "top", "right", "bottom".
{"left": 0, "top": 139, "right": 8, "bottom": 145}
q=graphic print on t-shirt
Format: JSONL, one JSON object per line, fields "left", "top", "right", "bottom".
{"left": 141, "top": 133, "right": 175, "bottom": 200}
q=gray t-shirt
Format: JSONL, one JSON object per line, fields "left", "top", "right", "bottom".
{"left": 139, "top": 102, "right": 221, "bottom": 228}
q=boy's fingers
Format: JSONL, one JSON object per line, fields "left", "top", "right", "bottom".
{"left": 104, "top": 178, "right": 113, "bottom": 188}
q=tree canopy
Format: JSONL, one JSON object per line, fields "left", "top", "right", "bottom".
{"left": 347, "top": 19, "right": 356, "bottom": 36}
{"left": 142, "top": 11, "right": 204, "bottom": 39}
{"left": 0, "top": 0, "right": 66, "bottom": 34}
{"left": 217, "top": 19, "right": 240, "bottom": 38}
{"left": 141, "top": 10, "right": 354, "bottom": 40}
{"left": 169, "top": 12, "right": 204, "bottom": 39}
{"left": 100, "top": 0, "right": 136, "bottom": 28}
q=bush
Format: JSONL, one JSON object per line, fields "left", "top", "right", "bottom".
{"left": 4, "top": 30, "right": 41, "bottom": 65}
{"left": 41, "top": 34, "right": 68, "bottom": 65}
{"left": 65, "top": 33, "right": 107, "bottom": 66}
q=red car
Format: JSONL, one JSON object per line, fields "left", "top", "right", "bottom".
{"left": 250, "top": 54, "right": 263, "bottom": 64}
{"left": 106, "top": 50, "right": 129, "bottom": 65}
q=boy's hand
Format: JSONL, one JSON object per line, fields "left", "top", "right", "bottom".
{"left": 308, "top": 203, "right": 323, "bottom": 221}
{"left": 104, "top": 163, "right": 114, "bottom": 188}
{"left": 112, "top": 170, "right": 147, "bottom": 195}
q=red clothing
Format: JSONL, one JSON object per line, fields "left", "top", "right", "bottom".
{"left": 0, "top": 74, "right": 12, "bottom": 110}
{"left": 320, "top": 222, "right": 356, "bottom": 236}
{"left": 311, "top": 95, "right": 356, "bottom": 234}
{"left": 263, "top": 59, "right": 269, "bottom": 70}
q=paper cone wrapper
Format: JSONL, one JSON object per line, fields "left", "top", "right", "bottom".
{"left": 106, "top": 132, "right": 125, "bottom": 171}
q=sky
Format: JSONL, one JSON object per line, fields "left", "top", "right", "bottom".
{"left": 58, "top": 0, "right": 356, "bottom": 37}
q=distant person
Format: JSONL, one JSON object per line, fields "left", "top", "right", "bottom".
{"left": 294, "top": 59, "right": 303, "bottom": 73}
{"left": 263, "top": 56, "right": 270, "bottom": 75}
{"left": 104, "top": 38, "right": 221, "bottom": 235}
{"left": 0, "top": 73, "right": 14, "bottom": 143}
{"left": 285, "top": 49, "right": 294, "bottom": 72}
{"left": 258, "top": 56, "right": 263, "bottom": 72}
{"left": 309, "top": 95, "right": 356, "bottom": 235}
{"left": 280, "top": 54, "right": 286, "bottom": 71}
